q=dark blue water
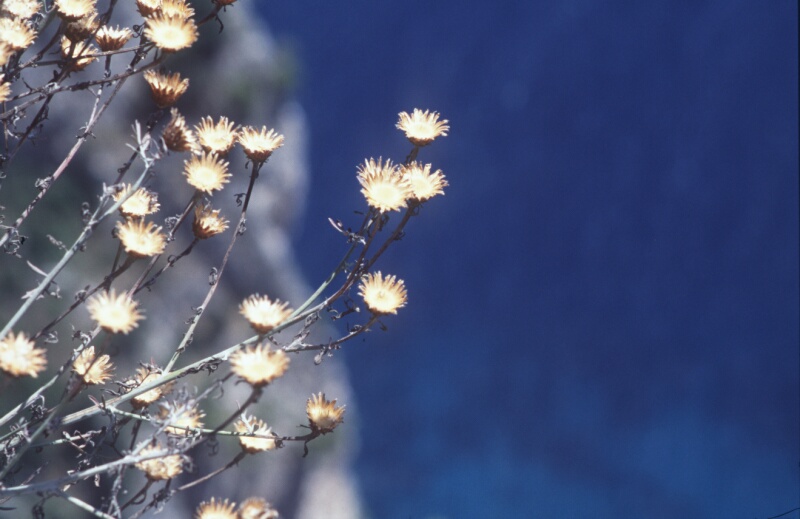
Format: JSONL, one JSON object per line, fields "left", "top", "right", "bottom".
{"left": 263, "top": 2, "right": 799, "bottom": 517}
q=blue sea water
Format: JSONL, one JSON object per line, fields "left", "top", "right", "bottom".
{"left": 263, "top": 2, "right": 798, "bottom": 517}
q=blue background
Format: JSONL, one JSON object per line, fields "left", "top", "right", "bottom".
{"left": 264, "top": 2, "right": 798, "bottom": 518}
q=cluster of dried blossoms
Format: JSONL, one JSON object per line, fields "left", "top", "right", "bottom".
{"left": 0, "top": 0, "right": 449, "bottom": 515}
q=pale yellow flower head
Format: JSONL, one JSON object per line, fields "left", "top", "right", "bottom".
{"left": 0, "top": 18, "right": 37, "bottom": 51}
{"left": 238, "top": 498, "right": 279, "bottom": 519}
{"left": 195, "top": 497, "right": 237, "bottom": 519}
{"left": 116, "top": 219, "right": 167, "bottom": 257}
{"left": 160, "top": 0, "right": 195, "bottom": 20}
{"left": 95, "top": 25, "right": 132, "bottom": 52}
{"left": 86, "top": 289, "right": 143, "bottom": 334}
{"left": 159, "top": 401, "right": 205, "bottom": 436}
{"left": 238, "top": 126, "right": 284, "bottom": 163}
{"left": 183, "top": 152, "right": 231, "bottom": 194}
{"left": 144, "top": 69, "right": 189, "bottom": 108}
{"left": 238, "top": 294, "right": 293, "bottom": 334}
{"left": 144, "top": 13, "right": 197, "bottom": 52}
{"left": 162, "top": 108, "right": 198, "bottom": 153}
{"left": 136, "top": 0, "right": 161, "bottom": 18}
{"left": 196, "top": 116, "right": 239, "bottom": 156}
{"left": 60, "top": 36, "right": 97, "bottom": 71}
{"left": 54, "top": 0, "right": 95, "bottom": 21}
{"left": 357, "top": 158, "right": 410, "bottom": 213}
{"left": 0, "top": 77, "right": 10, "bottom": 103}
{"left": 135, "top": 443, "right": 183, "bottom": 481}
{"left": 0, "top": 331, "right": 46, "bottom": 378}
{"left": 229, "top": 343, "right": 290, "bottom": 388}
{"left": 129, "top": 366, "right": 173, "bottom": 408}
{"left": 2, "top": 0, "right": 41, "bottom": 20}
{"left": 192, "top": 205, "right": 229, "bottom": 240}
{"left": 72, "top": 345, "right": 114, "bottom": 385}
{"left": 113, "top": 184, "right": 160, "bottom": 218}
{"left": 235, "top": 413, "right": 278, "bottom": 453}
{"left": 400, "top": 162, "right": 448, "bottom": 202}
{"left": 396, "top": 108, "right": 449, "bottom": 147}
{"left": 358, "top": 271, "right": 407, "bottom": 315}
{"left": 306, "top": 392, "right": 345, "bottom": 433}
{"left": 0, "top": 44, "right": 14, "bottom": 67}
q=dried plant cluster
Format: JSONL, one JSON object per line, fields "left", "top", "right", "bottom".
{"left": 0, "top": 1, "right": 449, "bottom": 517}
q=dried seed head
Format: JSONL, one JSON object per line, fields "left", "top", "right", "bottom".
{"left": 160, "top": 0, "right": 195, "bottom": 19}
{"left": 159, "top": 401, "right": 205, "bottom": 436}
{"left": 306, "top": 393, "right": 345, "bottom": 434}
{"left": 192, "top": 204, "right": 229, "bottom": 239}
{"left": 86, "top": 289, "right": 143, "bottom": 334}
{"left": 229, "top": 343, "right": 290, "bottom": 388}
{"left": 95, "top": 25, "right": 132, "bottom": 51}
{"left": 183, "top": 152, "right": 231, "bottom": 194}
{"left": 64, "top": 13, "right": 99, "bottom": 43}
{"left": 162, "top": 108, "right": 198, "bottom": 153}
{"left": 195, "top": 497, "right": 237, "bottom": 519}
{"left": 144, "top": 69, "right": 189, "bottom": 108}
{"left": 113, "top": 184, "right": 160, "bottom": 218}
{"left": 72, "top": 346, "right": 114, "bottom": 385}
{"left": 54, "top": 0, "right": 96, "bottom": 21}
{"left": 396, "top": 109, "right": 449, "bottom": 147}
{"left": 60, "top": 36, "right": 97, "bottom": 71}
{"left": 238, "top": 294, "right": 293, "bottom": 334}
{"left": 136, "top": 0, "right": 161, "bottom": 18}
{"left": 135, "top": 444, "right": 184, "bottom": 481}
{"left": 195, "top": 116, "right": 239, "bottom": 156}
{"left": 358, "top": 271, "right": 408, "bottom": 315}
{"left": 116, "top": 219, "right": 167, "bottom": 257}
{"left": 238, "top": 498, "right": 280, "bottom": 519}
{"left": 0, "top": 17, "right": 37, "bottom": 51}
{"left": 400, "top": 162, "right": 448, "bottom": 202}
{"left": 0, "top": 76, "right": 10, "bottom": 103}
{"left": 0, "top": 331, "right": 47, "bottom": 378}
{"left": 235, "top": 413, "right": 278, "bottom": 453}
{"left": 144, "top": 13, "right": 197, "bottom": 52}
{"left": 1, "top": 0, "right": 41, "bottom": 20}
{"left": 357, "top": 158, "right": 410, "bottom": 213}
{"left": 237, "top": 126, "right": 284, "bottom": 163}
{"left": 129, "top": 367, "right": 173, "bottom": 408}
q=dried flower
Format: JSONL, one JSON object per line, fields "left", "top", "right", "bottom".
{"left": 160, "top": 0, "right": 195, "bottom": 20}
{"left": 54, "top": 0, "right": 95, "bottom": 21}
{"left": 358, "top": 271, "right": 407, "bottom": 315}
{"left": 72, "top": 346, "right": 114, "bottom": 385}
{"left": 0, "top": 44, "right": 13, "bottom": 67}
{"left": 238, "top": 126, "right": 284, "bottom": 163}
{"left": 116, "top": 219, "right": 167, "bottom": 257}
{"left": 162, "top": 108, "right": 198, "bottom": 153}
{"left": 0, "top": 17, "right": 37, "bottom": 51}
{"left": 143, "top": 69, "right": 189, "bottom": 108}
{"left": 60, "top": 36, "right": 97, "bottom": 71}
{"left": 396, "top": 109, "right": 449, "bottom": 147}
{"left": 238, "top": 294, "right": 293, "bottom": 334}
{"left": 306, "top": 393, "right": 345, "bottom": 434}
{"left": 357, "top": 158, "right": 410, "bottom": 213}
{"left": 144, "top": 13, "right": 197, "bottom": 52}
{"left": 113, "top": 184, "right": 160, "bottom": 218}
{"left": 64, "top": 13, "right": 99, "bottom": 43}
{"left": 1, "top": 0, "right": 41, "bottom": 20}
{"left": 95, "top": 25, "right": 132, "bottom": 51}
{"left": 0, "top": 77, "right": 10, "bottom": 103}
{"left": 238, "top": 497, "right": 279, "bottom": 519}
{"left": 195, "top": 116, "right": 238, "bottom": 156}
{"left": 86, "top": 289, "right": 143, "bottom": 334}
{"left": 229, "top": 343, "right": 290, "bottom": 387}
{"left": 129, "top": 366, "right": 173, "bottom": 408}
{"left": 195, "top": 498, "right": 237, "bottom": 519}
{"left": 136, "top": 0, "right": 160, "bottom": 18}
{"left": 183, "top": 152, "right": 231, "bottom": 194}
{"left": 0, "top": 331, "right": 46, "bottom": 378}
{"left": 235, "top": 413, "right": 278, "bottom": 453}
{"left": 192, "top": 205, "right": 229, "bottom": 239}
{"left": 135, "top": 444, "right": 183, "bottom": 481}
{"left": 400, "top": 162, "right": 448, "bottom": 201}
{"left": 159, "top": 401, "right": 205, "bottom": 435}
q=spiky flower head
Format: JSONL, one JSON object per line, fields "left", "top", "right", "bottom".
{"left": 0, "top": 331, "right": 46, "bottom": 378}
{"left": 396, "top": 109, "right": 449, "bottom": 147}
{"left": 144, "top": 13, "right": 197, "bottom": 52}
{"left": 306, "top": 393, "right": 345, "bottom": 434}
{"left": 159, "top": 401, "right": 205, "bottom": 436}
{"left": 192, "top": 204, "right": 229, "bottom": 239}
{"left": 195, "top": 498, "right": 237, "bottom": 519}
{"left": 60, "top": 36, "right": 97, "bottom": 71}
{"left": 143, "top": 69, "right": 189, "bottom": 108}
{"left": 136, "top": 0, "right": 160, "bottom": 17}
{"left": 229, "top": 343, "right": 290, "bottom": 388}
{"left": 95, "top": 25, "right": 132, "bottom": 51}
{"left": 129, "top": 366, "right": 174, "bottom": 408}
{"left": 235, "top": 413, "right": 278, "bottom": 453}
{"left": 116, "top": 219, "right": 167, "bottom": 257}
{"left": 238, "top": 294, "right": 293, "bottom": 334}
{"left": 183, "top": 152, "right": 231, "bottom": 194}
{"left": 0, "top": 17, "right": 37, "bottom": 51}
{"left": 64, "top": 13, "right": 99, "bottom": 43}
{"left": 0, "top": 44, "right": 13, "bottom": 67}
{"left": 54, "top": 0, "right": 95, "bottom": 21}
{"left": 2, "top": 0, "right": 41, "bottom": 20}
{"left": 86, "top": 289, "right": 143, "bottom": 334}
{"left": 113, "top": 184, "right": 160, "bottom": 218}
{"left": 160, "top": 0, "right": 195, "bottom": 19}
{"left": 135, "top": 444, "right": 184, "bottom": 481}
{"left": 358, "top": 271, "right": 407, "bottom": 315}
{"left": 162, "top": 108, "right": 198, "bottom": 153}
{"left": 0, "top": 77, "right": 10, "bottom": 103}
{"left": 72, "top": 345, "right": 114, "bottom": 385}
{"left": 238, "top": 126, "right": 284, "bottom": 163}
{"left": 357, "top": 158, "right": 410, "bottom": 213}
{"left": 238, "top": 498, "right": 280, "bottom": 519}
{"left": 400, "top": 162, "right": 448, "bottom": 201}
{"left": 196, "top": 116, "right": 238, "bottom": 156}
